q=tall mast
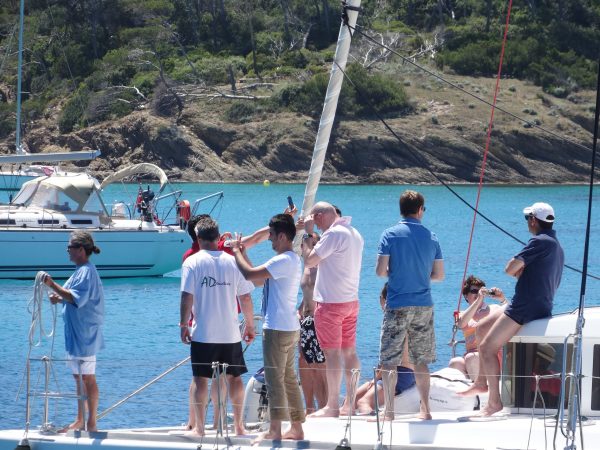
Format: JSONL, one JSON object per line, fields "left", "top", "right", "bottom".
{"left": 299, "top": 0, "right": 361, "bottom": 217}
{"left": 15, "top": 0, "right": 25, "bottom": 155}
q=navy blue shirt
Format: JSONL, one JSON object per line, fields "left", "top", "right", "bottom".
{"left": 378, "top": 218, "right": 443, "bottom": 308}
{"left": 506, "top": 229, "right": 564, "bottom": 324}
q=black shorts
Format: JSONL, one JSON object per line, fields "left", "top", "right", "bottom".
{"left": 190, "top": 341, "right": 248, "bottom": 378}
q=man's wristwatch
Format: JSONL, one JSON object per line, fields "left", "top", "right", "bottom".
{"left": 302, "top": 233, "right": 311, "bottom": 240}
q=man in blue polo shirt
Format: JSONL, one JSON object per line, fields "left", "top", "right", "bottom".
{"left": 459, "top": 202, "right": 564, "bottom": 417}
{"left": 375, "top": 190, "right": 444, "bottom": 420}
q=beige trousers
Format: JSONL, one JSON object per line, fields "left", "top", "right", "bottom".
{"left": 263, "top": 329, "right": 306, "bottom": 422}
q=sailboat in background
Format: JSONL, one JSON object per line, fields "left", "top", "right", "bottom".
{"left": 0, "top": 0, "right": 100, "bottom": 194}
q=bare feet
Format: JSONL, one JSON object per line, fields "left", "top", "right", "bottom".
{"left": 281, "top": 429, "right": 304, "bottom": 440}
{"left": 339, "top": 406, "right": 355, "bottom": 416}
{"left": 417, "top": 412, "right": 432, "bottom": 420}
{"left": 58, "top": 421, "right": 84, "bottom": 433}
{"left": 184, "top": 428, "right": 205, "bottom": 438}
{"left": 282, "top": 423, "right": 304, "bottom": 440}
{"left": 235, "top": 425, "right": 248, "bottom": 436}
{"left": 308, "top": 406, "right": 340, "bottom": 418}
{"left": 457, "top": 383, "right": 488, "bottom": 397}
{"left": 251, "top": 430, "right": 282, "bottom": 445}
{"left": 476, "top": 402, "right": 503, "bottom": 417}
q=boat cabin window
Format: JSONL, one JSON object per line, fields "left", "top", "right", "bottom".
{"left": 82, "top": 189, "right": 109, "bottom": 216}
{"left": 503, "top": 342, "right": 571, "bottom": 410}
{"left": 591, "top": 345, "right": 600, "bottom": 410}
{"left": 10, "top": 182, "right": 37, "bottom": 205}
{"left": 21, "top": 183, "right": 75, "bottom": 212}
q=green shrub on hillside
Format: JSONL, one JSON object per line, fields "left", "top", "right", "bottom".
{"left": 59, "top": 87, "right": 90, "bottom": 133}
{"left": 0, "top": 103, "right": 15, "bottom": 139}
{"left": 273, "top": 63, "right": 411, "bottom": 118}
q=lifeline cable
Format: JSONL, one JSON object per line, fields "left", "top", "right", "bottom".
{"left": 333, "top": 47, "right": 600, "bottom": 283}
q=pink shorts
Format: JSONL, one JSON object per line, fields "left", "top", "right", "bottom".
{"left": 314, "top": 301, "right": 359, "bottom": 349}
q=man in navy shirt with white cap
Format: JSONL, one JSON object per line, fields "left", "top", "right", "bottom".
{"left": 459, "top": 202, "right": 564, "bottom": 416}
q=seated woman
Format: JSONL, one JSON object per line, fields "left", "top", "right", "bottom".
{"left": 354, "top": 283, "right": 416, "bottom": 415}
{"left": 448, "top": 275, "right": 507, "bottom": 380}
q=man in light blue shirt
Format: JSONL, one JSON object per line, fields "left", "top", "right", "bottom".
{"left": 375, "top": 190, "right": 444, "bottom": 421}
{"left": 43, "top": 231, "right": 104, "bottom": 432}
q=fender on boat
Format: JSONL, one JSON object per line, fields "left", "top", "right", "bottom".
{"left": 394, "top": 368, "right": 482, "bottom": 413}
{"left": 242, "top": 368, "right": 269, "bottom": 426}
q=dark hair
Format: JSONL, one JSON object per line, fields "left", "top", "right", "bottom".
{"left": 268, "top": 213, "right": 296, "bottom": 241}
{"left": 462, "top": 275, "right": 486, "bottom": 296}
{"left": 187, "top": 214, "right": 210, "bottom": 241}
{"left": 536, "top": 218, "right": 553, "bottom": 230}
{"left": 332, "top": 204, "right": 342, "bottom": 216}
{"left": 70, "top": 230, "right": 100, "bottom": 256}
{"left": 399, "top": 190, "right": 424, "bottom": 217}
{"left": 195, "top": 217, "right": 220, "bottom": 242}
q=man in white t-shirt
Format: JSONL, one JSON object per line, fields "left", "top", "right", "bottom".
{"left": 232, "top": 213, "right": 304, "bottom": 443}
{"left": 302, "top": 201, "right": 364, "bottom": 418}
{"left": 180, "top": 217, "right": 255, "bottom": 438}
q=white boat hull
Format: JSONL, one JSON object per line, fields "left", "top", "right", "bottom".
{"left": 0, "top": 411, "right": 597, "bottom": 450}
{"left": 0, "top": 228, "right": 188, "bottom": 278}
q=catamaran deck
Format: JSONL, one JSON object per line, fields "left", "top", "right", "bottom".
{"left": 1, "top": 411, "right": 597, "bottom": 450}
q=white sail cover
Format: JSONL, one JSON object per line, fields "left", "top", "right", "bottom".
{"left": 100, "top": 163, "right": 169, "bottom": 192}
{"left": 299, "top": 0, "right": 361, "bottom": 217}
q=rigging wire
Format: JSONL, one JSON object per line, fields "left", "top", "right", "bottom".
{"left": 335, "top": 19, "right": 600, "bottom": 283}
{"left": 346, "top": 22, "right": 593, "bottom": 155}
{"left": 456, "top": 0, "right": 513, "bottom": 313}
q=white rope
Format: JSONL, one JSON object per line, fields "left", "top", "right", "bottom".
{"left": 26, "top": 272, "right": 56, "bottom": 349}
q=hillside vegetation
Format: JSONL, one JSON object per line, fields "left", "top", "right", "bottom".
{"left": 0, "top": 0, "right": 598, "bottom": 183}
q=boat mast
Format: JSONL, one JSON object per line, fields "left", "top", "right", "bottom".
{"left": 299, "top": 0, "right": 361, "bottom": 217}
{"left": 15, "top": 0, "right": 25, "bottom": 155}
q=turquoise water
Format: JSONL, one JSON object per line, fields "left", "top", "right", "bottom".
{"left": 1, "top": 183, "right": 599, "bottom": 430}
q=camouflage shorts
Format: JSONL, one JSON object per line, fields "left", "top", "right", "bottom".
{"left": 379, "top": 306, "right": 436, "bottom": 366}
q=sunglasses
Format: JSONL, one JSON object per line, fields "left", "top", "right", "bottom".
{"left": 524, "top": 214, "right": 533, "bottom": 221}
{"left": 466, "top": 287, "right": 480, "bottom": 295}
{"left": 67, "top": 244, "right": 82, "bottom": 250}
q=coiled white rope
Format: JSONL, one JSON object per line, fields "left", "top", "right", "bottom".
{"left": 26, "top": 272, "right": 56, "bottom": 350}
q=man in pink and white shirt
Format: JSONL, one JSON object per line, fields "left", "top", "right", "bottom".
{"left": 302, "top": 201, "right": 364, "bottom": 417}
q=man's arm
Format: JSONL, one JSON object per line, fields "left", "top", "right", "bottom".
{"left": 505, "top": 258, "right": 525, "bottom": 278}
{"left": 238, "top": 293, "right": 256, "bottom": 344}
{"left": 179, "top": 292, "right": 193, "bottom": 344}
{"left": 232, "top": 246, "right": 271, "bottom": 283}
{"left": 42, "top": 273, "right": 74, "bottom": 303}
{"left": 430, "top": 259, "right": 445, "bottom": 281}
{"left": 241, "top": 226, "right": 269, "bottom": 250}
{"left": 301, "top": 233, "right": 322, "bottom": 268}
{"left": 375, "top": 255, "right": 389, "bottom": 277}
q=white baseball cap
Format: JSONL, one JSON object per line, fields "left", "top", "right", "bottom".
{"left": 523, "top": 202, "right": 555, "bottom": 223}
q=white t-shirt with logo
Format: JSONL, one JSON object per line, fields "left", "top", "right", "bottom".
{"left": 181, "top": 250, "right": 254, "bottom": 343}
{"left": 261, "top": 251, "right": 302, "bottom": 332}
{"left": 314, "top": 216, "right": 364, "bottom": 303}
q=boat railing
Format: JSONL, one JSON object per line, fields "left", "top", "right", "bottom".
{"left": 97, "top": 314, "right": 263, "bottom": 422}
{"left": 25, "top": 356, "right": 88, "bottom": 435}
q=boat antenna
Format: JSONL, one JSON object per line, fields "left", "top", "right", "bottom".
{"left": 563, "top": 54, "right": 600, "bottom": 450}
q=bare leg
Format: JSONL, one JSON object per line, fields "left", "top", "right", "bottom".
{"left": 186, "top": 377, "right": 208, "bottom": 437}
{"left": 448, "top": 357, "right": 467, "bottom": 376}
{"left": 477, "top": 315, "right": 521, "bottom": 416}
{"left": 228, "top": 375, "right": 247, "bottom": 435}
{"left": 298, "top": 355, "right": 316, "bottom": 413}
{"left": 414, "top": 363, "right": 432, "bottom": 420}
{"left": 464, "top": 352, "right": 480, "bottom": 381}
{"left": 308, "top": 348, "right": 342, "bottom": 418}
{"left": 186, "top": 380, "right": 195, "bottom": 430}
{"left": 60, "top": 376, "right": 86, "bottom": 432}
{"left": 340, "top": 346, "right": 360, "bottom": 416}
{"left": 82, "top": 375, "right": 99, "bottom": 431}
{"left": 458, "top": 308, "right": 504, "bottom": 396}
